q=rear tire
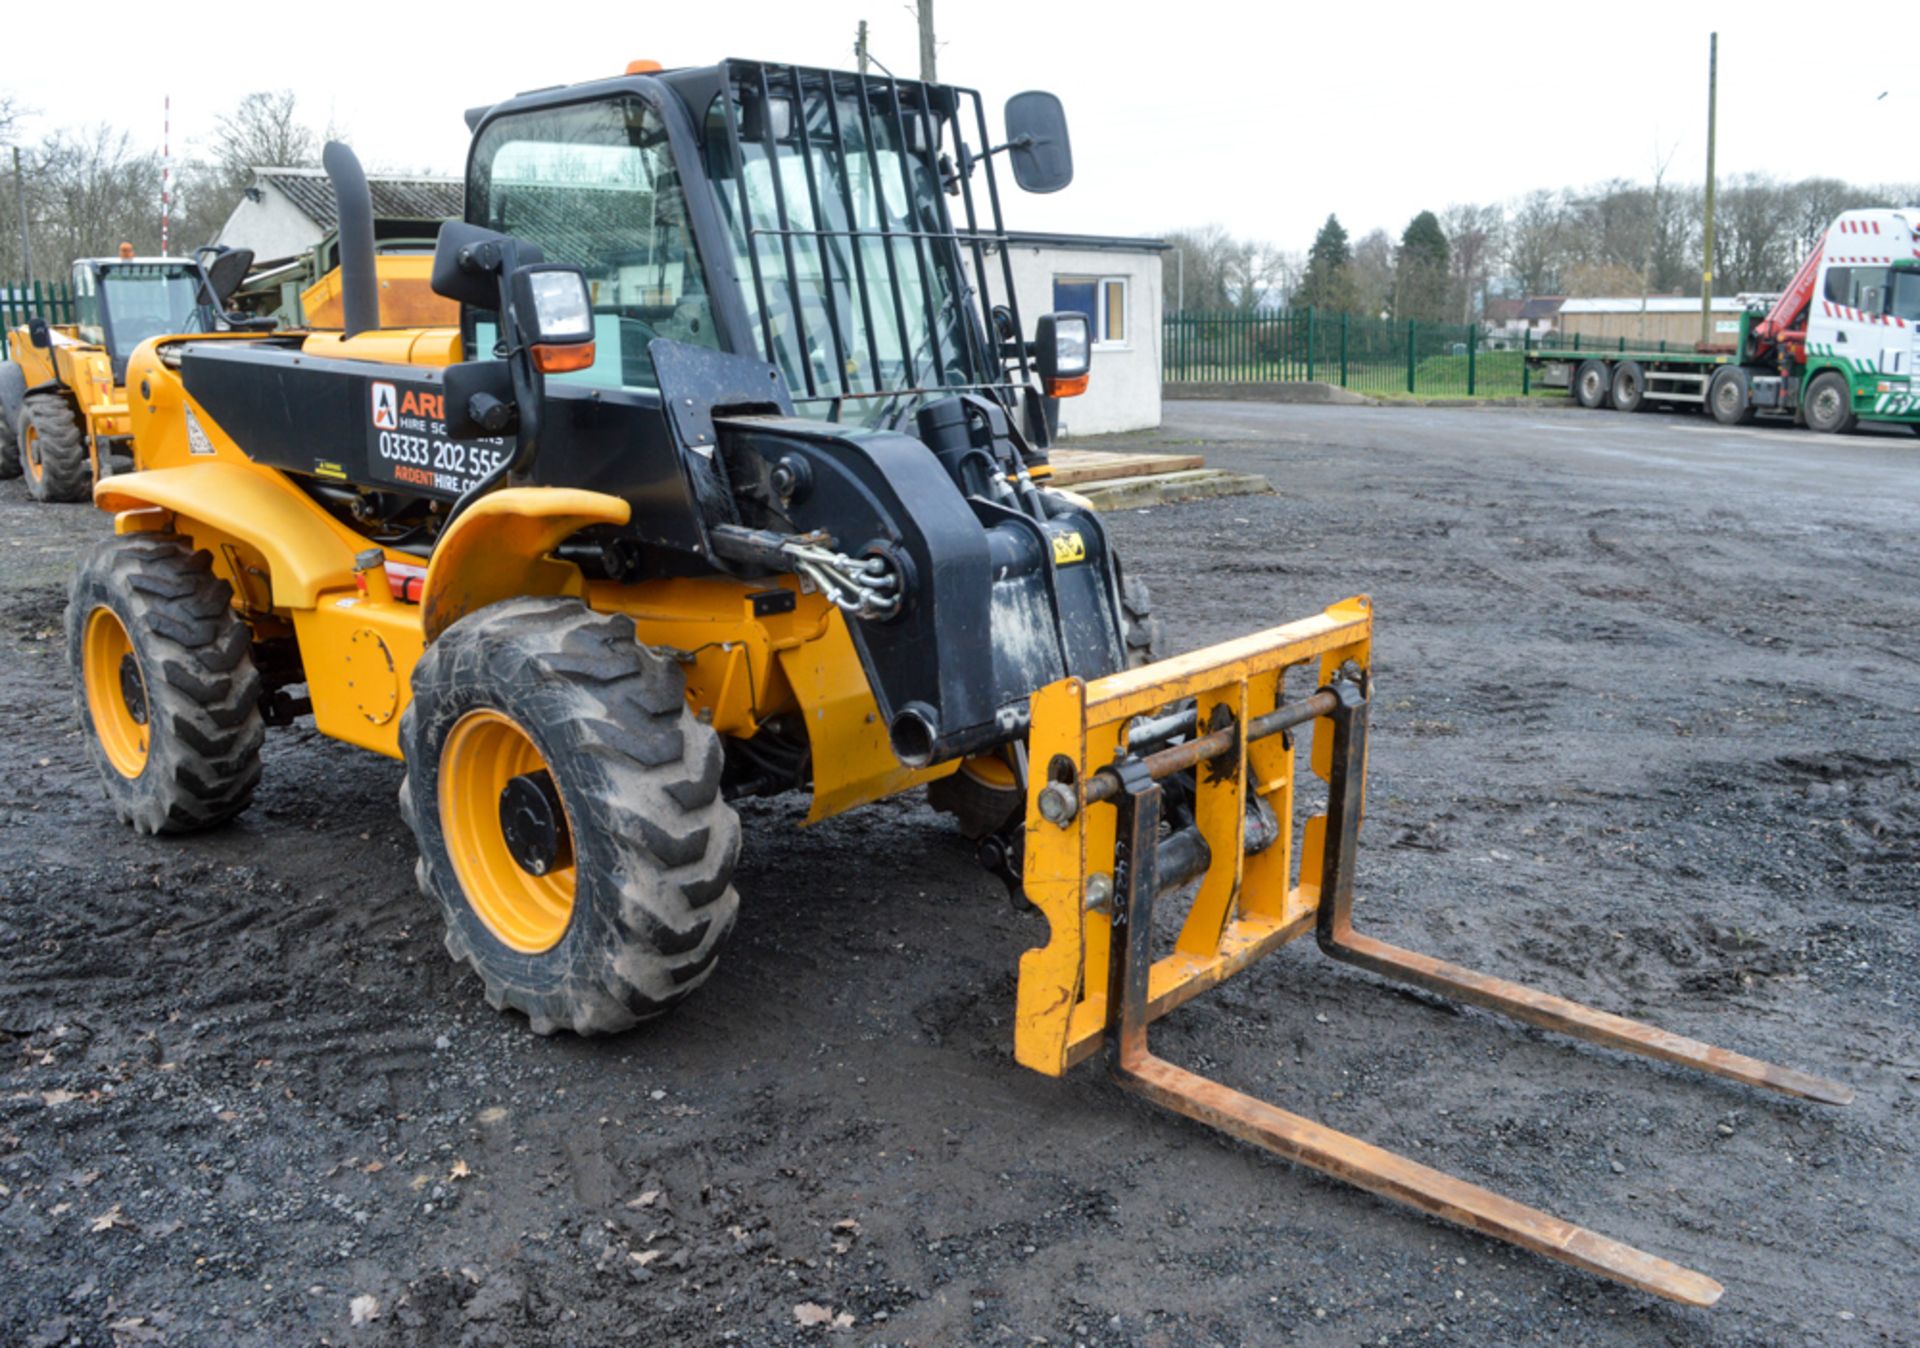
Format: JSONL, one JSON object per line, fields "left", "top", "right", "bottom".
{"left": 1803, "top": 370, "right": 1857, "bottom": 435}
{"left": 0, "top": 362, "right": 24, "bottom": 478}
{"left": 1573, "top": 360, "right": 1610, "bottom": 409}
{"left": 400, "top": 597, "right": 741, "bottom": 1035}
{"left": 22, "top": 390, "right": 91, "bottom": 502}
{"left": 65, "top": 533, "right": 265, "bottom": 834}
{"left": 1708, "top": 366, "right": 1756, "bottom": 425}
{"left": 1609, "top": 360, "right": 1647, "bottom": 413}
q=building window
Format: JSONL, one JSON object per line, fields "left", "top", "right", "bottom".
{"left": 1052, "top": 275, "right": 1129, "bottom": 348}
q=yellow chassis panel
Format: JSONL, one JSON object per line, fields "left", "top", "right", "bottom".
{"left": 1015, "top": 596, "right": 1373, "bottom": 1076}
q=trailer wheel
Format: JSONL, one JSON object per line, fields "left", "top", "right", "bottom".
{"left": 22, "top": 390, "right": 92, "bottom": 502}
{"left": 1573, "top": 360, "right": 1610, "bottom": 408}
{"left": 400, "top": 597, "right": 741, "bottom": 1035}
{"left": 1609, "top": 361, "right": 1648, "bottom": 413}
{"left": 0, "top": 362, "right": 25, "bottom": 479}
{"left": 1708, "top": 367, "right": 1756, "bottom": 425}
{"left": 1803, "top": 371, "right": 1857, "bottom": 435}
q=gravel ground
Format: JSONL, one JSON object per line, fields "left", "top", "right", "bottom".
{"left": 1, "top": 401, "right": 1915, "bottom": 1346}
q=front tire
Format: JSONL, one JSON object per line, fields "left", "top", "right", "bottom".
{"left": 65, "top": 534, "right": 264, "bottom": 833}
{"left": 0, "top": 362, "right": 25, "bottom": 479}
{"left": 1803, "top": 370, "right": 1857, "bottom": 435}
{"left": 399, "top": 597, "right": 741, "bottom": 1035}
{"left": 22, "top": 390, "right": 91, "bottom": 502}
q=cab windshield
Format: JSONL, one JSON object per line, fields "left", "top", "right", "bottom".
{"left": 76, "top": 263, "right": 215, "bottom": 359}
{"left": 1890, "top": 270, "right": 1920, "bottom": 323}
{"left": 469, "top": 96, "right": 721, "bottom": 393}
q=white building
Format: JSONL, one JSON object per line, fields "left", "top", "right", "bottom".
{"left": 973, "top": 231, "right": 1168, "bottom": 436}
{"left": 215, "top": 168, "right": 463, "bottom": 264}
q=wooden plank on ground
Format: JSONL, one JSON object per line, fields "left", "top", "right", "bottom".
{"left": 1049, "top": 449, "right": 1206, "bottom": 485}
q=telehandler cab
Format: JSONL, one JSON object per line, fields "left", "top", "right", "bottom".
{"left": 1, "top": 248, "right": 261, "bottom": 501}
{"left": 67, "top": 59, "right": 1848, "bottom": 1305}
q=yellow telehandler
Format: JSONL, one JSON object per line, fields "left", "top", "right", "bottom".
{"left": 66, "top": 59, "right": 1848, "bottom": 1305}
{"left": 1, "top": 249, "right": 260, "bottom": 501}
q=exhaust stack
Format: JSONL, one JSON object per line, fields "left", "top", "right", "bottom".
{"left": 322, "top": 141, "right": 380, "bottom": 338}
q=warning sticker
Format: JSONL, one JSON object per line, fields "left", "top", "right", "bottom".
{"left": 364, "top": 378, "right": 510, "bottom": 499}
{"left": 1050, "top": 530, "right": 1087, "bottom": 565}
{"left": 184, "top": 405, "right": 216, "bottom": 456}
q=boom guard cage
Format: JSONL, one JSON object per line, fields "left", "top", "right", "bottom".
{"left": 702, "top": 58, "right": 1039, "bottom": 427}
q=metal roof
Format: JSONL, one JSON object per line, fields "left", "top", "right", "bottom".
{"left": 253, "top": 168, "right": 463, "bottom": 230}
{"left": 998, "top": 230, "right": 1171, "bottom": 253}
{"left": 1560, "top": 296, "right": 1744, "bottom": 314}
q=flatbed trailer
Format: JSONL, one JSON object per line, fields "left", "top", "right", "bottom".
{"left": 1529, "top": 342, "right": 1734, "bottom": 412}
{"left": 1524, "top": 207, "right": 1920, "bottom": 436}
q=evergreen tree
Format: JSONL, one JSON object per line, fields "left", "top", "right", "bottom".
{"left": 1295, "top": 214, "right": 1353, "bottom": 311}
{"left": 1394, "top": 210, "right": 1451, "bottom": 322}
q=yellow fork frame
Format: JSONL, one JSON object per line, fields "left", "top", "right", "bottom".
{"left": 1017, "top": 595, "right": 1373, "bottom": 1075}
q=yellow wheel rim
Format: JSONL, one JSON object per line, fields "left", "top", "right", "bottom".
{"left": 22, "top": 423, "right": 41, "bottom": 483}
{"left": 439, "top": 709, "right": 577, "bottom": 954}
{"left": 83, "top": 606, "right": 149, "bottom": 778}
{"left": 960, "top": 752, "right": 1019, "bottom": 790}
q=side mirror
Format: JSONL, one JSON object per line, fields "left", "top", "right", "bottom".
{"left": 443, "top": 359, "right": 518, "bottom": 440}
{"left": 27, "top": 316, "right": 51, "bottom": 349}
{"left": 1034, "top": 311, "right": 1090, "bottom": 397}
{"left": 508, "top": 264, "right": 596, "bottom": 373}
{"left": 1003, "top": 91, "right": 1072, "bottom": 194}
{"left": 203, "top": 247, "right": 255, "bottom": 306}
{"left": 431, "top": 220, "right": 543, "bottom": 309}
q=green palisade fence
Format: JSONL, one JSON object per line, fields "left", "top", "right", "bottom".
{"left": 0, "top": 280, "right": 78, "bottom": 361}
{"left": 1165, "top": 306, "right": 1547, "bottom": 399}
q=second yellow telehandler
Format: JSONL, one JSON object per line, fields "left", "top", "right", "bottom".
{"left": 1, "top": 249, "right": 259, "bottom": 501}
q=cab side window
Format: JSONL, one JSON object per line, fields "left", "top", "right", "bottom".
{"left": 1824, "top": 265, "right": 1887, "bottom": 313}
{"left": 72, "top": 265, "right": 103, "bottom": 346}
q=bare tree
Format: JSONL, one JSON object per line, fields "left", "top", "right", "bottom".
{"left": 3, "top": 125, "right": 165, "bottom": 278}
{"left": 1713, "top": 174, "right": 1795, "bottom": 293}
{"left": 170, "top": 91, "right": 330, "bottom": 254}
{"left": 1347, "top": 228, "right": 1395, "bottom": 318}
{"left": 1441, "top": 202, "right": 1503, "bottom": 323}
{"left": 1163, "top": 225, "right": 1297, "bottom": 310}
{"left": 1506, "top": 189, "right": 1566, "bottom": 296}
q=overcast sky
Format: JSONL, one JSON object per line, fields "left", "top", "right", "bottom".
{"left": 5, "top": 0, "right": 1902, "bottom": 251}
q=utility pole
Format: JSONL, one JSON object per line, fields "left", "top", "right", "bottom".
{"left": 12, "top": 146, "right": 28, "bottom": 286}
{"left": 855, "top": 20, "right": 870, "bottom": 74}
{"left": 1699, "top": 32, "right": 1718, "bottom": 347}
{"left": 915, "top": 0, "right": 937, "bottom": 83}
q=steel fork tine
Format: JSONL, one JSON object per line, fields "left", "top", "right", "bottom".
{"left": 1106, "top": 769, "right": 1724, "bottom": 1306}
{"left": 1313, "top": 681, "right": 1853, "bottom": 1107}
